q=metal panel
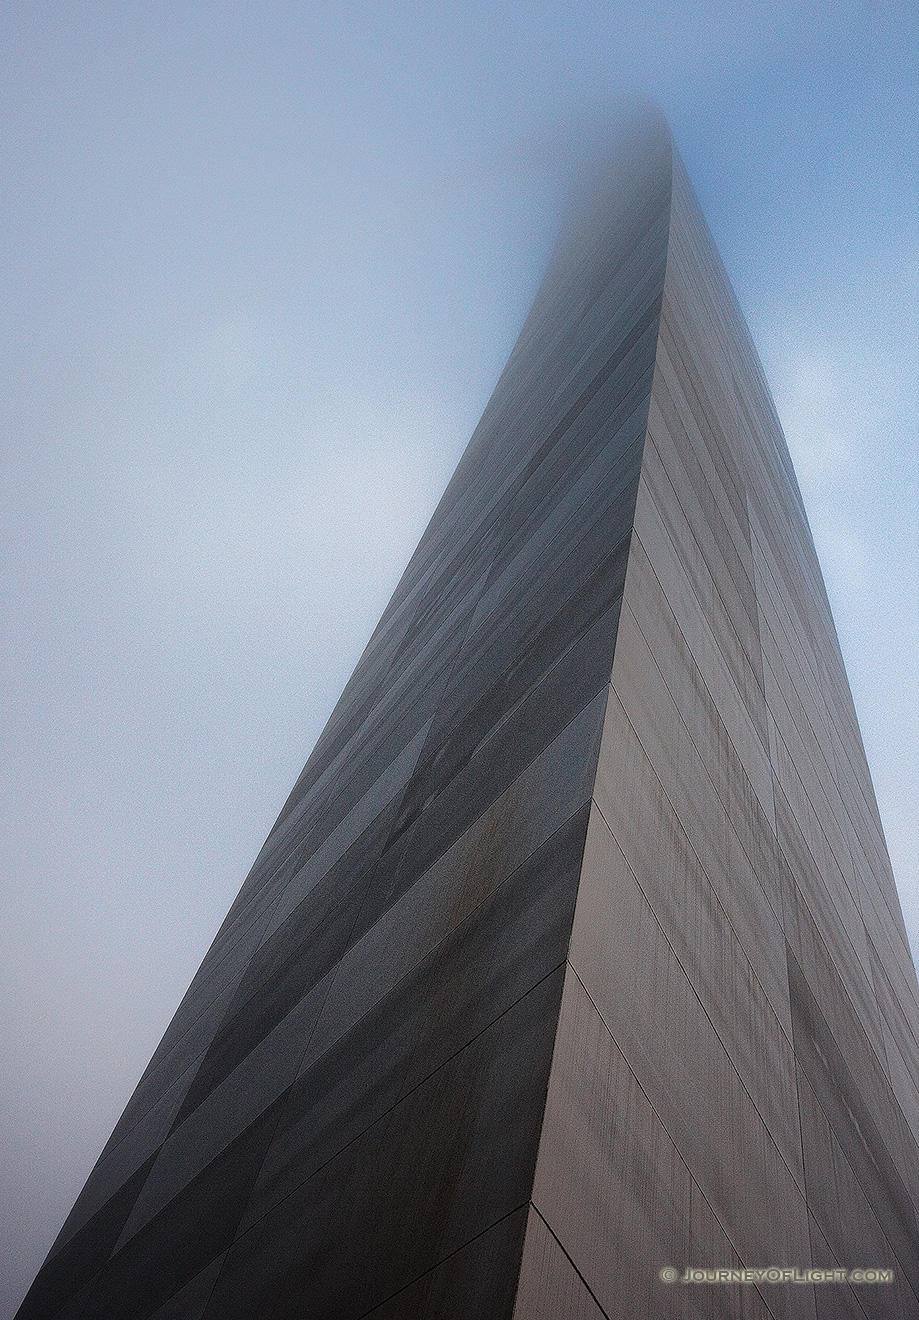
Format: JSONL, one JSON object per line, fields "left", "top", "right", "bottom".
{"left": 19, "top": 117, "right": 919, "bottom": 1320}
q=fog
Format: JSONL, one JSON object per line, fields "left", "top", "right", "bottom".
{"left": 1, "top": 2, "right": 916, "bottom": 1313}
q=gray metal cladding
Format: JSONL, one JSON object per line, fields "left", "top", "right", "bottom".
{"left": 18, "top": 117, "right": 919, "bottom": 1320}
{"left": 524, "top": 136, "right": 919, "bottom": 1319}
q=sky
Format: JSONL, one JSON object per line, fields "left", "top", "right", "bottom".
{"left": 1, "top": 2, "right": 917, "bottom": 1314}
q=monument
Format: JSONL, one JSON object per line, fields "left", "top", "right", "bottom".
{"left": 18, "top": 117, "right": 919, "bottom": 1319}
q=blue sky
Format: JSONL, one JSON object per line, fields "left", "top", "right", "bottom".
{"left": 1, "top": 2, "right": 917, "bottom": 1314}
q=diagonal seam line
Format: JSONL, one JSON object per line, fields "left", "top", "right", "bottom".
{"left": 221, "top": 959, "right": 571, "bottom": 1252}
{"left": 589, "top": 792, "right": 807, "bottom": 1204}
{"left": 565, "top": 960, "right": 788, "bottom": 1320}
{"left": 528, "top": 1203, "right": 612, "bottom": 1319}
{"left": 355, "top": 1204, "right": 531, "bottom": 1319}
